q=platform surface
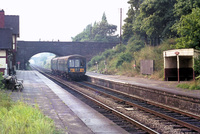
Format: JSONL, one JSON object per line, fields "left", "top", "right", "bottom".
{"left": 11, "top": 70, "right": 128, "bottom": 134}
{"left": 86, "top": 72, "right": 200, "bottom": 99}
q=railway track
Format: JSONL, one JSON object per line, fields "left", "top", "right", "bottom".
{"left": 32, "top": 66, "right": 200, "bottom": 133}
{"left": 31, "top": 66, "right": 159, "bottom": 134}
{"left": 76, "top": 81, "right": 200, "bottom": 133}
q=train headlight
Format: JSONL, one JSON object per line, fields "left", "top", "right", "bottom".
{"left": 70, "top": 68, "right": 75, "bottom": 72}
{"left": 80, "top": 68, "right": 84, "bottom": 72}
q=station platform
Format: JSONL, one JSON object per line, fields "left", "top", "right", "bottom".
{"left": 11, "top": 71, "right": 128, "bottom": 134}
{"left": 86, "top": 72, "right": 200, "bottom": 99}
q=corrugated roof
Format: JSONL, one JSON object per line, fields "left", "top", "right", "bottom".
{"left": 5, "top": 15, "right": 19, "bottom": 37}
{"left": 0, "top": 28, "right": 12, "bottom": 49}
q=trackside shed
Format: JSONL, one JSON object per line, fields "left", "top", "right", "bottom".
{"left": 163, "top": 48, "right": 200, "bottom": 82}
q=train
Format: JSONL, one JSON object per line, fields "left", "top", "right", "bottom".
{"left": 51, "top": 55, "right": 86, "bottom": 80}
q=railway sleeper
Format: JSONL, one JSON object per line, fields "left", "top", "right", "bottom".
{"left": 173, "top": 125, "right": 186, "bottom": 129}
{"left": 181, "top": 129, "right": 198, "bottom": 133}
{"left": 114, "top": 121, "right": 127, "bottom": 125}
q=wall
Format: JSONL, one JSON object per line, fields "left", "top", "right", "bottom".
{"left": 87, "top": 76, "right": 200, "bottom": 115}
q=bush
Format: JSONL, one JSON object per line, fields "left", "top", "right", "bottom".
{"left": 102, "top": 49, "right": 116, "bottom": 60}
{"left": 0, "top": 72, "right": 5, "bottom": 89}
{"left": 194, "top": 56, "right": 200, "bottom": 76}
{"left": 127, "top": 37, "right": 145, "bottom": 53}
{"left": 115, "top": 44, "right": 126, "bottom": 53}
{"left": 87, "top": 44, "right": 120, "bottom": 68}
{"left": 116, "top": 52, "right": 133, "bottom": 68}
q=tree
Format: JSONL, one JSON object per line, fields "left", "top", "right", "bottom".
{"left": 71, "top": 24, "right": 93, "bottom": 42}
{"left": 174, "top": 0, "right": 200, "bottom": 17}
{"left": 122, "top": 0, "right": 144, "bottom": 42}
{"left": 175, "top": 8, "right": 200, "bottom": 49}
{"left": 138, "top": 0, "right": 177, "bottom": 46}
{"left": 172, "top": 0, "right": 200, "bottom": 37}
{"left": 123, "top": 0, "right": 177, "bottom": 46}
{"left": 72, "top": 13, "right": 119, "bottom": 42}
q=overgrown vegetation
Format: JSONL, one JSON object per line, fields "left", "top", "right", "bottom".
{"left": 0, "top": 72, "right": 5, "bottom": 89}
{"left": 0, "top": 91, "right": 59, "bottom": 134}
{"left": 75, "top": 0, "right": 200, "bottom": 90}
{"left": 177, "top": 80, "right": 200, "bottom": 90}
{"left": 0, "top": 74, "right": 59, "bottom": 134}
{"left": 88, "top": 39, "right": 172, "bottom": 79}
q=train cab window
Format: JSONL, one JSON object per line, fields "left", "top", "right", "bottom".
{"left": 80, "top": 60, "right": 85, "bottom": 67}
{"left": 75, "top": 59, "right": 80, "bottom": 67}
{"left": 69, "top": 60, "right": 74, "bottom": 67}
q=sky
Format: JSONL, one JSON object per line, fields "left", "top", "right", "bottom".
{"left": 1, "top": 0, "right": 129, "bottom": 41}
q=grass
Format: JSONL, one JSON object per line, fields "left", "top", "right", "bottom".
{"left": 177, "top": 80, "right": 200, "bottom": 90}
{"left": 0, "top": 90, "right": 59, "bottom": 134}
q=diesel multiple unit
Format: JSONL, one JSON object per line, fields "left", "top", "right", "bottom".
{"left": 51, "top": 55, "right": 86, "bottom": 80}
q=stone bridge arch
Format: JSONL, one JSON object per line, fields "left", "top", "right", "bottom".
{"left": 16, "top": 41, "right": 118, "bottom": 69}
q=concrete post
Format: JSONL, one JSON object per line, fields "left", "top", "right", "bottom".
{"left": 177, "top": 55, "right": 180, "bottom": 83}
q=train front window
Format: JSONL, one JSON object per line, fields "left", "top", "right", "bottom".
{"left": 75, "top": 59, "right": 80, "bottom": 67}
{"left": 69, "top": 60, "right": 74, "bottom": 67}
{"left": 80, "top": 59, "right": 85, "bottom": 67}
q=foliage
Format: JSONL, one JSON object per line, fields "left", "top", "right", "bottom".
{"left": 123, "top": 0, "right": 144, "bottom": 42}
{"left": 87, "top": 44, "right": 126, "bottom": 68}
{"left": 88, "top": 38, "right": 171, "bottom": 79}
{"left": 177, "top": 83, "right": 191, "bottom": 89}
{"left": 139, "top": 0, "right": 177, "bottom": 38}
{"left": 174, "top": 0, "right": 200, "bottom": 17}
{"left": 123, "top": 0, "right": 200, "bottom": 47}
{"left": 116, "top": 52, "right": 133, "bottom": 68}
{"left": 194, "top": 56, "right": 200, "bottom": 75}
{"left": 115, "top": 44, "right": 126, "bottom": 53}
{"left": 72, "top": 13, "right": 119, "bottom": 42}
{"left": 123, "top": 0, "right": 177, "bottom": 46}
{"left": 174, "top": 8, "right": 200, "bottom": 49}
{"left": 133, "top": 43, "right": 170, "bottom": 73}
{"left": 87, "top": 0, "right": 200, "bottom": 81}
{"left": 0, "top": 91, "right": 12, "bottom": 109}
{"left": 0, "top": 72, "right": 5, "bottom": 89}
{"left": 0, "top": 91, "right": 59, "bottom": 134}
{"left": 177, "top": 80, "right": 200, "bottom": 90}
{"left": 127, "top": 36, "right": 145, "bottom": 53}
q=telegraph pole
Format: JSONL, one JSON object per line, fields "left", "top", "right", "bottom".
{"left": 120, "top": 8, "right": 122, "bottom": 45}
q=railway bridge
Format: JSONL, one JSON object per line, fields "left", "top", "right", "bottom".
{"left": 16, "top": 41, "right": 118, "bottom": 69}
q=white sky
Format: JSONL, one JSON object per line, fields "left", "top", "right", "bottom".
{"left": 1, "top": 0, "right": 129, "bottom": 41}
